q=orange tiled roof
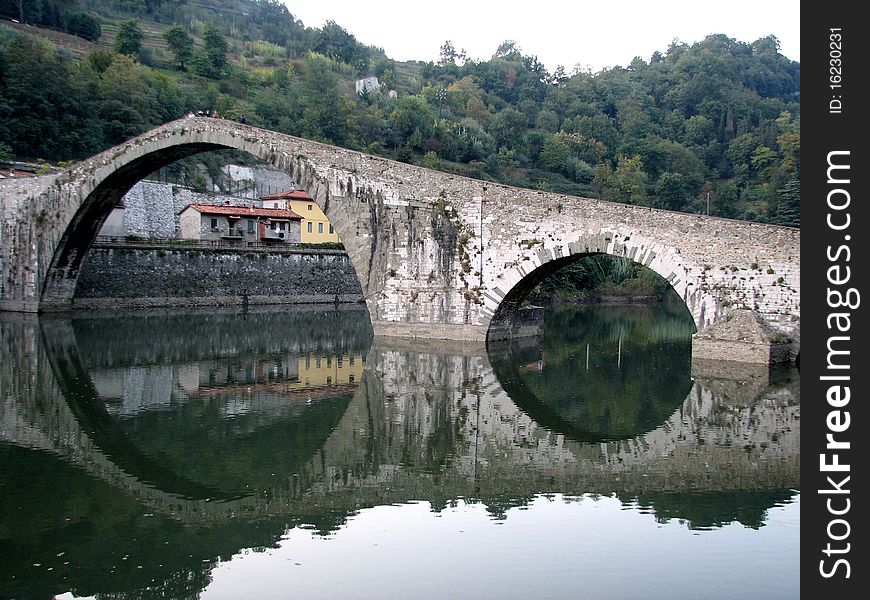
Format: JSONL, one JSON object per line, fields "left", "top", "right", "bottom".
{"left": 183, "top": 203, "right": 302, "bottom": 219}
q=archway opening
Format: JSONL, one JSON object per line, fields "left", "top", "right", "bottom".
{"left": 36, "top": 140, "right": 369, "bottom": 319}
{"left": 487, "top": 252, "right": 695, "bottom": 342}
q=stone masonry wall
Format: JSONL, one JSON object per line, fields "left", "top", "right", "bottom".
{"left": 73, "top": 247, "right": 364, "bottom": 309}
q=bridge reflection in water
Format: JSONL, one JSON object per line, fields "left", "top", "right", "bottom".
{"left": 0, "top": 305, "right": 799, "bottom": 599}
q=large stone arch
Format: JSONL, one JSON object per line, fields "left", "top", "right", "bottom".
{"left": 30, "top": 121, "right": 373, "bottom": 312}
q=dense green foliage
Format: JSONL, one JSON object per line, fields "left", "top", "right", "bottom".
{"left": 0, "top": 0, "right": 799, "bottom": 226}
{"left": 528, "top": 255, "right": 678, "bottom": 304}
{"left": 0, "top": 0, "right": 101, "bottom": 39}
{"left": 113, "top": 18, "right": 142, "bottom": 55}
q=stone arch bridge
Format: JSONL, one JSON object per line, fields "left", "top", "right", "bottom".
{"left": 0, "top": 118, "right": 799, "bottom": 361}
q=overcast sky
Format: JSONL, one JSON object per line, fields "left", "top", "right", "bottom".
{"left": 285, "top": 0, "right": 800, "bottom": 72}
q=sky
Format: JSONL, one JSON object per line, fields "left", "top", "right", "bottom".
{"left": 285, "top": 0, "right": 800, "bottom": 73}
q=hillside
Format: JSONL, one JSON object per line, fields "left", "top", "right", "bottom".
{"left": 0, "top": 0, "right": 799, "bottom": 226}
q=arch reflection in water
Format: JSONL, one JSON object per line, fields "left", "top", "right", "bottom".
{"left": 489, "top": 303, "right": 696, "bottom": 441}
{"left": 62, "top": 306, "right": 373, "bottom": 500}
{"left": 0, "top": 306, "right": 799, "bottom": 599}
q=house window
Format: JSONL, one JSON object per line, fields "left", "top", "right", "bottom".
{"left": 318, "top": 222, "right": 323, "bottom": 234}
{"left": 307, "top": 222, "right": 313, "bottom": 233}
{"left": 210, "top": 218, "right": 218, "bottom": 229}
{"left": 329, "top": 224, "right": 334, "bottom": 234}
{"left": 307, "top": 204, "right": 313, "bottom": 211}
{"left": 247, "top": 220, "right": 255, "bottom": 232}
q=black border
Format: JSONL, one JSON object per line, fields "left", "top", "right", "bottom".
{"left": 802, "top": 3, "right": 868, "bottom": 595}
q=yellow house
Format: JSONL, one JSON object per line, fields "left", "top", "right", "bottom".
{"left": 298, "top": 351, "right": 365, "bottom": 388}
{"left": 260, "top": 190, "right": 341, "bottom": 244}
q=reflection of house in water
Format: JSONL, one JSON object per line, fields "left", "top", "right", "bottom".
{"left": 299, "top": 351, "right": 362, "bottom": 387}
{"left": 92, "top": 352, "right": 365, "bottom": 418}
{"left": 182, "top": 352, "right": 365, "bottom": 403}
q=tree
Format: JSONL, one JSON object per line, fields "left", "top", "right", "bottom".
{"left": 653, "top": 172, "right": 689, "bottom": 211}
{"left": 87, "top": 49, "right": 114, "bottom": 75}
{"left": 191, "top": 25, "right": 228, "bottom": 79}
{"left": 772, "top": 177, "right": 799, "bottom": 227}
{"left": 163, "top": 25, "right": 193, "bottom": 70}
{"left": 494, "top": 40, "right": 522, "bottom": 61}
{"left": 538, "top": 133, "right": 572, "bottom": 174}
{"left": 535, "top": 109, "right": 560, "bottom": 133}
{"left": 610, "top": 155, "right": 649, "bottom": 204}
{"left": 387, "top": 96, "right": 435, "bottom": 151}
{"left": 316, "top": 21, "right": 369, "bottom": 70}
{"left": 299, "top": 54, "right": 348, "bottom": 144}
{"left": 114, "top": 19, "right": 143, "bottom": 57}
{"left": 487, "top": 107, "right": 527, "bottom": 152}
{"left": 203, "top": 24, "right": 228, "bottom": 76}
{"left": 439, "top": 40, "right": 457, "bottom": 66}
{"left": 65, "top": 11, "right": 102, "bottom": 42}
{"left": 439, "top": 40, "right": 466, "bottom": 66}
{"left": 97, "top": 54, "right": 154, "bottom": 143}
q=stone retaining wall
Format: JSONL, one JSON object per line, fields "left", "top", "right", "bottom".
{"left": 73, "top": 247, "right": 364, "bottom": 309}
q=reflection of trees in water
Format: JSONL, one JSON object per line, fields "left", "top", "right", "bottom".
{"left": 543, "top": 302, "right": 697, "bottom": 346}
{"left": 619, "top": 490, "right": 798, "bottom": 530}
{"left": 116, "top": 393, "right": 353, "bottom": 495}
{"left": 492, "top": 304, "right": 695, "bottom": 440}
{"left": 0, "top": 443, "right": 337, "bottom": 600}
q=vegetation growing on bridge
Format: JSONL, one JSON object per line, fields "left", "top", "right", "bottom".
{"left": 0, "top": 0, "right": 799, "bottom": 226}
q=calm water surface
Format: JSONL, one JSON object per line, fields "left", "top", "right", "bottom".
{"left": 0, "top": 304, "right": 799, "bottom": 599}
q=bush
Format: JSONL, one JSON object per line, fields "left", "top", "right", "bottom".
{"left": 64, "top": 11, "right": 101, "bottom": 42}
{"left": 297, "top": 242, "right": 345, "bottom": 250}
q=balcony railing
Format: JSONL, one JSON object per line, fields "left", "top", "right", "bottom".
{"left": 260, "top": 229, "right": 289, "bottom": 241}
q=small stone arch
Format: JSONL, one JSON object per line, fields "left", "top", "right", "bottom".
{"left": 482, "top": 231, "right": 713, "bottom": 341}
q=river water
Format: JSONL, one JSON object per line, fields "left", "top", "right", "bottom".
{"left": 0, "top": 304, "right": 799, "bottom": 599}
